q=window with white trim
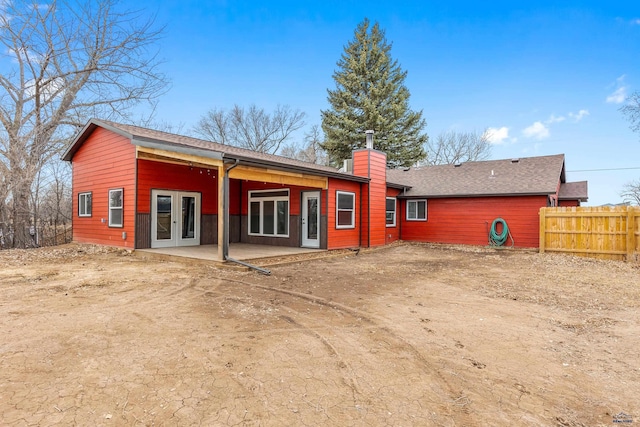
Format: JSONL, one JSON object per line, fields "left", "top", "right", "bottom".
{"left": 249, "top": 190, "right": 289, "bottom": 237}
{"left": 407, "top": 199, "right": 427, "bottom": 221}
{"left": 336, "top": 191, "right": 355, "bottom": 228}
{"left": 78, "top": 192, "right": 92, "bottom": 217}
{"left": 109, "top": 189, "right": 123, "bottom": 227}
{"left": 386, "top": 197, "right": 396, "bottom": 227}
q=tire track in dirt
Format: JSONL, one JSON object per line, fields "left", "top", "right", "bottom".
{"left": 278, "top": 313, "right": 363, "bottom": 401}
{"left": 221, "top": 277, "right": 478, "bottom": 426}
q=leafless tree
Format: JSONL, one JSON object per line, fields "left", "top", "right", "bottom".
{"left": 621, "top": 91, "right": 640, "bottom": 135}
{"left": 35, "top": 161, "right": 72, "bottom": 225}
{"left": 280, "top": 125, "right": 329, "bottom": 165}
{"left": 0, "top": 0, "right": 168, "bottom": 248}
{"left": 424, "top": 130, "right": 493, "bottom": 165}
{"left": 621, "top": 179, "right": 640, "bottom": 206}
{"left": 194, "top": 104, "right": 306, "bottom": 154}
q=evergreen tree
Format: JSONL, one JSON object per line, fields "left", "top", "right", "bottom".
{"left": 321, "top": 18, "right": 428, "bottom": 168}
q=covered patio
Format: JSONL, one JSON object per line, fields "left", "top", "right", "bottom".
{"left": 136, "top": 243, "right": 323, "bottom": 262}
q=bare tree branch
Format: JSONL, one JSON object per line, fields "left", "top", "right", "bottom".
{"left": 620, "top": 179, "right": 640, "bottom": 206}
{"left": 280, "top": 124, "right": 329, "bottom": 165}
{"left": 0, "top": 0, "right": 168, "bottom": 248}
{"left": 193, "top": 104, "right": 306, "bottom": 154}
{"left": 621, "top": 91, "right": 640, "bottom": 136}
{"left": 424, "top": 129, "right": 493, "bottom": 165}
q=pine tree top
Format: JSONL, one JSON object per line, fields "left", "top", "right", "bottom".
{"left": 321, "top": 18, "right": 427, "bottom": 168}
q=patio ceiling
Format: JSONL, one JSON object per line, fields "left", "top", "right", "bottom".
{"left": 136, "top": 146, "right": 328, "bottom": 189}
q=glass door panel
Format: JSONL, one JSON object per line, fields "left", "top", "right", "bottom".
{"left": 307, "top": 198, "right": 318, "bottom": 240}
{"left": 156, "top": 195, "right": 173, "bottom": 241}
{"left": 181, "top": 196, "right": 196, "bottom": 239}
{"left": 302, "top": 192, "right": 320, "bottom": 248}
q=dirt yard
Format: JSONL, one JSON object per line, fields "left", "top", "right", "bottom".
{"left": 1, "top": 243, "right": 638, "bottom": 426}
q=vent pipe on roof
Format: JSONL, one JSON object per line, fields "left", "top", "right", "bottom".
{"left": 342, "top": 158, "right": 353, "bottom": 172}
{"left": 511, "top": 158, "right": 520, "bottom": 163}
{"left": 365, "top": 130, "right": 374, "bottom": 149}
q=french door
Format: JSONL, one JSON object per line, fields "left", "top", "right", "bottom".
{"left": 301, "top": 191, "right": 320, "bottom": 248}
{"left": 151, "top": 190, "right": 201, "bottom": 248}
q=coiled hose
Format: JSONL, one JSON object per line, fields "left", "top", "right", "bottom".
{"left": 489, "top": 218, "right": 509, "bottom": 246}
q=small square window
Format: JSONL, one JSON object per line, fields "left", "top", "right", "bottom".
{"left": 78, "top": 192, "right": 92, "bottom": 217}
{"left": 109, "top": 189, "right": 123, "bottom": 227}
{"left": 407, "top": 200, "right": 427, "bottom": 221}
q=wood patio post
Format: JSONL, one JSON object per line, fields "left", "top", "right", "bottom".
{"left": 217, "top": 165, "right": 225, "bottom": 261}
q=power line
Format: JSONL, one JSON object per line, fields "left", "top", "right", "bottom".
{"left": 567, "top": 166, "right": 640, "bottom": 172}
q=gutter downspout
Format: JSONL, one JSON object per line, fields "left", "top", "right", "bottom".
{"left": 222, "top": 158, "right": 271, "bottom": 275}
{"left": 222, "top": 159, "right": 239, "bottom": 260}
{"left": 400, "top": 186, "right": 408, "bottom": 241}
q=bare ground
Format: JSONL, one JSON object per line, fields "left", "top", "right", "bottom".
{"left": 0, "top": 242, "right": 638, "bottom": 426}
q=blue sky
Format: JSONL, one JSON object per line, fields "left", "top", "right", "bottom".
{"left": 124, "top": 0, "right": 640, "bottom": 206}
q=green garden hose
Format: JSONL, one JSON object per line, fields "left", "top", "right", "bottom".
{"left": 489, "top": 218, "right": 509, "bottom": 246}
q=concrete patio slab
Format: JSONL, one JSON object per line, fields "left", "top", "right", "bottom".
{"left": 136, "top": 244, "right": 323, "bottom": 263}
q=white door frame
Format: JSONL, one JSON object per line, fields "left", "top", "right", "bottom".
{"left": 151, "top": 190, "right": 201, "bottom": 248}
{"left": 301, "top": 191, "right": 320, "bottom": 248}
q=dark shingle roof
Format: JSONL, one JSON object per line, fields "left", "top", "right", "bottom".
{"left": 63, "top": 119, "right": 367, "bottom": 182}
{"left": 559, "top": 181, "right": 588, "bottom": 201}
{"left": 387, "top": 154, "right": 566, "bottom": 197}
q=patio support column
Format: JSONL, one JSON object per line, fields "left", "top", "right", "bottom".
{"left": 217, "top": 165, "right": 225, "bottom": 261}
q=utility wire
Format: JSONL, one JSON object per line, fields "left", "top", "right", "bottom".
{"left": 567, "top": 166, "right": 640, "bottom": 172}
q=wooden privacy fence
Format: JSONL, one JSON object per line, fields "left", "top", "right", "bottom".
{"left": 539, "top": 206, "right": 640, "bottom": 262}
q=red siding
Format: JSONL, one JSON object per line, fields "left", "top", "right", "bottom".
{"left": 353, "top": 149, "right": 387, "bottom": 247}
{"left": 71, "top": 128, "right": 136, "bottom": 248}
{"left": 327, "top": 178, "right": 361, "bottom": 250}
{"left": 229, "top": 179, "right": 242, "bottom": 215}
{"left": 137, "top": 160, "right": 219, "bottom": 214}
{"left": 385, "top": 188, "right": 401, "bottom": 244}
{"left": 559, "top": 199, "right": 580, "bottom": 207}
{"left": 400, "top": 195, "right": 547, "bottom": 248}
{"left": 368, "top": 151, "right": 387, "bottom": 247}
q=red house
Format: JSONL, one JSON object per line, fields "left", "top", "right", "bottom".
{"left": 62, "top": 119, "right": 587, "bottom": 258}
{"left": 387, "top": 156, "right": 587, "bottom": 248}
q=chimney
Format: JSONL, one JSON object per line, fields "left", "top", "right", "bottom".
{"left": 365, "top": 130, "right": 374, "bottom": 149}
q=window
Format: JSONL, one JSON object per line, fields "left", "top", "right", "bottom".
{"left": 248, "top": 190, "right": 289, "bottom": 237}
{"left": 386, "top": 197, "right": 396, "bottom": 227}
{"left": 109, "top": 189, "right": 123, "bottom": 227}
{"left": 336, "top": 191, "right": 355, "bottom": 228}
{"left": 407, "top": 200, "right": 427, "bottom": 221}
{"left": 78, "top": 192, "right": 92, "bottom": 217}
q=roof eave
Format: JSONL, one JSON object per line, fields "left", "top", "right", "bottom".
{"left": 386, "top": 181, "right": 411, "bottom": 190}
{"left": 397, "top": 191, "right": 556, "bottom": 199}
{"left": 133, "top": 137, "right": 224, "bottom": 161}
{"left": 62, "top": 120, "right": 366, "bottom": 182}
{"left": 222, "top": 153, "right": 369, "bottom": 183}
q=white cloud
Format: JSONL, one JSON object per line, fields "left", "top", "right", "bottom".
{"left": 568, "top": 109, "right": 590, "bottom": 122}
{"left": 607, "top": 87, "right": 627, "bottom": 104}
{"left": 483, "top": 127, "right": 510, "bottom": 144}
{"left": 633, "top": 19, "right": 640, "bottom": 25}
{"left": 606, "top": 75, "right": 628, "bottom": 104}
{"left": 546, "top": 114, "right": 565, "bottom": 124}
{"left": 24, "top": 77, "right": 65, "bottom": 101}
{"left": 523, "top": 121, "right": 550, "bottom": 140}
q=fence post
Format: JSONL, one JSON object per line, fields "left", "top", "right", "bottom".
{"left": 539, "top": 208, "right": 546, "bottom": 253}
{"left": 628, "top": 207, "right": 635, "bottom": 262}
